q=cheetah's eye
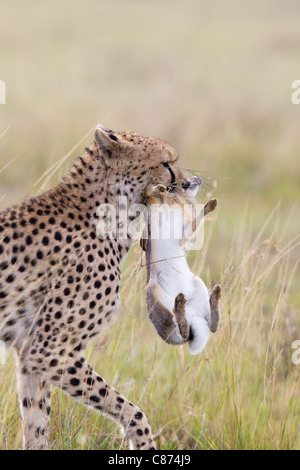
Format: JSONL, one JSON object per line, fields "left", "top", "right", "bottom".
{"left": 182, "top": 182, "right": 191, "bottom": 190}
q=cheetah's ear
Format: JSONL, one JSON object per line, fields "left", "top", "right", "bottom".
{"left": 94, "top": 125, "right": 120, "bottom": 157}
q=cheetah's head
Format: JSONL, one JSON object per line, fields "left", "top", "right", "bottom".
{"left": 92, "top": 125, "right": 191, "bottom": 204}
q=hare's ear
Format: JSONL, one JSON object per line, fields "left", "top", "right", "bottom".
{"left": 94, "top": 125, "right": 120, "bottom": 158}
{"left": 140, "top": 237, "right": 147, "bottom": 252}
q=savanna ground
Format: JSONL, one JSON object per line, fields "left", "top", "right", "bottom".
{"left": 0, "top": 0, "right": 299, "bottom": 450}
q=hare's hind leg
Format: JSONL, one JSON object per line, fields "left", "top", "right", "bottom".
{"left": 147, "top": 285, "right": 188, "bottom": 345}
{"left": 209, "top": 285, "right": 221, "bottom": 333}
{"left": 173, "top": 293, "right": 189, "bottom": 341}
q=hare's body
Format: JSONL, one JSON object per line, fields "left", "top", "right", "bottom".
{"left": 148, "top": 230, "right": 211, "bottom": 352}
{"left": 144, "top": 182, "right": 221, "bottom": 354}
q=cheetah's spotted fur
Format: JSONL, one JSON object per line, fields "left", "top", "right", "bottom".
{"left": 0, "top": 125, "right": 190, "bottom": 450}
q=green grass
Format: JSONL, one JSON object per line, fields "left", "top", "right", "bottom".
{"left": 0, "top": 0, "right": 299, "bottom": 450}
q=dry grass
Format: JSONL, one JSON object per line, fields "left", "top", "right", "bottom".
{"left": 0, "top": 0, "right": 299, "bottom": 450}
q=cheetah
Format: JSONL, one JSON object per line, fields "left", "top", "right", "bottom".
{"left": 0, "top": 125, "right": 193, "bottom": 450}
{"left": 142, "top": 180, "right": 221, "bottom": 354}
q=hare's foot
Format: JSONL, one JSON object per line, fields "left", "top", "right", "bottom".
{"left": 204, "top": 199, "right": 218, "bottom": 217}
{"left": 209, "top": 284, "right": 221, "bottom": 333}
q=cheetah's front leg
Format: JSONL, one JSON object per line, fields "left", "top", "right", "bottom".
{"left": 16, "top": 358, "right": 51, "bottom": 450}
{"left": 49, "top": 357, "right": 156, "bottom": 450}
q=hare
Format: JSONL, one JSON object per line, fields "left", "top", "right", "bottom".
{"left": 141, "top": 177, "right": 221, "bottom": 354}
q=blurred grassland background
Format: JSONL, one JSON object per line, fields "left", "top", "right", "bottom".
{"left": 0, "top": 0, "right": 299, "bottom": 450}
